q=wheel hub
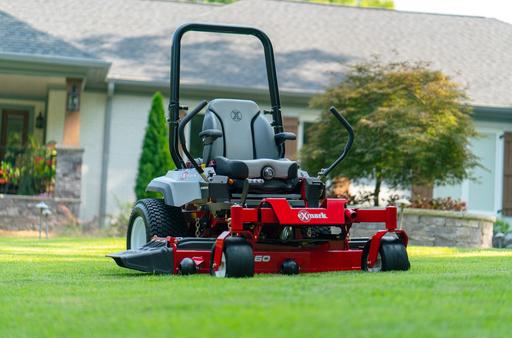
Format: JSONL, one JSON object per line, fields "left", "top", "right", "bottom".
{"left": 131, "top": 216, "right": 147, "bottom": 249}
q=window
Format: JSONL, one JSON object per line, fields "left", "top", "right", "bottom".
{"left": 1, "top": 110, "right": 29, "bottom": 160}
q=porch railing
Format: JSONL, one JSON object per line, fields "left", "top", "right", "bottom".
{"left": 0, "top": 145, "right": 57, "bottom": 196}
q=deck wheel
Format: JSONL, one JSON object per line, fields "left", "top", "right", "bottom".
{"left": 212, "top": 237, "right": 254, "bottom": 278}
{"left": 361, "top": 238, "right": 410, "bottom": 272}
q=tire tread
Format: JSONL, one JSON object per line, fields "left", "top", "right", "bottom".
{"left": 224, "top": 237, "right": 254, "bottom": 278}
{"left": 127, "top": 198, "right": 188, "bottom": 249}
{"left": 361, "top": 239, "right": 410, "bottom": 272}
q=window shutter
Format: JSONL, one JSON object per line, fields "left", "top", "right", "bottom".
{"left": 283, "top": 116, "right": 298, "bottom": 160}
{"left": 503, "top": 132, "right": 512, "bottom": 216}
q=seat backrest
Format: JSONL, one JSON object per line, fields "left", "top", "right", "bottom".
{"left": 202, "top": 99, "right": 279, "bottom": 160}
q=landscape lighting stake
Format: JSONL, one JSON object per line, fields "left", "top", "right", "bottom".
{"left": 35, "top": 202, "right": 50, "bottom": 239}
{"left": 396, "top": 199, "right": 411, "bottom": 230}
{"left": 43, "top": 208, "right": 52, "bottom": 239}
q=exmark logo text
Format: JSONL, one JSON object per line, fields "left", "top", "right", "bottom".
{"left": 297, "top": 210, "right": 328, "bottom": 222}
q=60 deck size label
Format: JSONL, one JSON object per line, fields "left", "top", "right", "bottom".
{"left": 254, "top": 255, "right": 271, "bottom": 262}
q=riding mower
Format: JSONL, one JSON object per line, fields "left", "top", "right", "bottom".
{"left": 108, "top": 23, "right": 410, "bottom": 277}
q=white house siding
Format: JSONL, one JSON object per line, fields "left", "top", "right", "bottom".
{"left": 468, "top": 132, "right": 497, "bottom": 213}
{"left": 79, "top": 91, "right": 106, "bottom": 221}
{"left": 106, "top": 93, "right": 152, "bottom": 215}
{"left": 105, "top": 93, "right": 191, "bottom": 216}
{"left": 46, "top": 89, "right": 66, "bottom": 144}
{"left": 434, "top": 120, "right": 512, "bottom": 219}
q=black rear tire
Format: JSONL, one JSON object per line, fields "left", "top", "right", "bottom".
{"left": 361, "top": 238, "right": 410, "bottom": 272}
{"left": 126, "top": 198, "right": 188, "bottom": 249}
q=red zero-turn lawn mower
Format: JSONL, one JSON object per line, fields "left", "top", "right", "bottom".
{"left": 108, "top": 23, "right": 410, "bottom": 277}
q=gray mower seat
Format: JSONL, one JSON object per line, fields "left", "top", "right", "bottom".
{"left": 202, "top": 99, "right": 297, "bottom": 180}
{"left": 215, "top": 156, "right": 298, "bottom": 180}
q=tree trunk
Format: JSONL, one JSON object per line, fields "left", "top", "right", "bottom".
{"left": 411, "top": 183, "right": 433, "bottom": 200}
{"left": 373, "top": 175, "right": 381, "bottom": 206}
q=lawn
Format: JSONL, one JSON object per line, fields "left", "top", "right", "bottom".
{"left": 0, "top": 237, "right": 511, "bottom": 338}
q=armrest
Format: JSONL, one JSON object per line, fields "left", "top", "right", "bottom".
{"left": 199, "top": 129, "right": 223, "bottom": 145}
{"left": 275, "top": 132, "right": 296, "bottom": 145}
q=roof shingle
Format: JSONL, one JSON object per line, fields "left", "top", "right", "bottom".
{"left": 0, "top": 0, "right": 511, "bottom": 107}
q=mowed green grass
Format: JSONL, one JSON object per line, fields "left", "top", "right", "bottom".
{"left": 0, "top": 237, "right": 511, "bottom": 338}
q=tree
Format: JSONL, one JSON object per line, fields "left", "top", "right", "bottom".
{"left": 135, "top": 92, "right": 174, "bottom": 200}
{"left": 301, "top": 59, "right": 479, "bottom": 206}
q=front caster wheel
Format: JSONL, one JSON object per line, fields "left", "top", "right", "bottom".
{"left": 361, "top": 239, "right": 410, "bottom": 272}
{"left": 212, "top": 237, "right": 254, "bottom": 278}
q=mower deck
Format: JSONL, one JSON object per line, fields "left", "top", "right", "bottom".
{"left": 109, "top": 198, "right": 409, "bottom": 276}
{"left": 109, "top": 236, "right": 367, "bottom": 274}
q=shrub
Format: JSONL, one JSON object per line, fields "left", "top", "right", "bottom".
{"left": 493, "top": 219, "right": 511, "bottom": 234}
{"left": 105, "top": 199, "right": 133, "bottom": 237}
{"left": 333, "top": 190, "right": 376, "bottom": 206}
{"left": 409, "top": 197, "right": 466, "bottom": 211}
{"left": 134, "top": 92, "right": 174, "bottom": 200}
{"left": 0, "top": 138, "right": 56, "bottom": 195}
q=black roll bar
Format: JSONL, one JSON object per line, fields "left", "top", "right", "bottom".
{"left": 318, "top": 107, "right": 354, "bottom": 178}
{"left": 178, "top": 100, "right": 209, "bottom": 181}
{"left": 168, "top": 23, "right": 284, "bottom": 169}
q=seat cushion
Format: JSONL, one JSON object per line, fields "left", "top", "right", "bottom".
{"left": 203, "top": 99, "right": 280, "bottom": 161}
{"left": 215, "top": 156, "right": 298, "bottom": 180}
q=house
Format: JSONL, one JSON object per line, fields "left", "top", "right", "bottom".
{"left": 0, "top": 0, "right": 511, "bottom": 227}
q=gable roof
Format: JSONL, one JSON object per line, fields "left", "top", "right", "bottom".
{"left": 0, "top": 0, "right": 511, "bottom": 107}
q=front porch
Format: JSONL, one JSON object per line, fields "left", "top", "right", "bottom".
{"left": 0, "top": 144, "right": 84, "bottom": 231}
{"left": 0, "top": 71, "right": 87, "bottom": 231}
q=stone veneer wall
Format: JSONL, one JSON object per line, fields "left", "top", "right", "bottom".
{"left": 0, "top": 194, "right": 80, "bottom": 230}
{"left": 55, "top": 147, "right": 84, "bottom": 199}
{"left": 350, "top": 208, "right": 495, "bottom": 248}
{"left": 0, "top": 147, "right": 83, "bottom": 231}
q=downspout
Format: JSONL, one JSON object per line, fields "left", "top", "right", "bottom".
{"left": 99, "top": 81, "right": 115, "bottom": 228}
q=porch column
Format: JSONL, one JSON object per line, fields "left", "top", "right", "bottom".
{"left": 62, "top": 78, "right": 82, "bottom": 146}
{"left": 283, "top": 116, "right": 298, "bottom": 160}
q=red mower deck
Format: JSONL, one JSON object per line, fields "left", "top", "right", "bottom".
{"left": 109, "top": 198, "right": 409, "bottom": 275}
